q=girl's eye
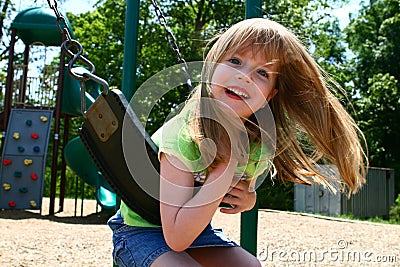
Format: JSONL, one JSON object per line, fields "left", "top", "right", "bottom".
{"left": 228, "top": 58, "right": 240, "bottom": 65}
{"left": 257, "top": 69, "right": 269, "bottom": 78}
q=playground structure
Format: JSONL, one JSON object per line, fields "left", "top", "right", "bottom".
{"left": 0, "top": 7, "right": 116, "bottom": 212}
{"left": 1, "top": 0, "right": 264, "bottom": 257}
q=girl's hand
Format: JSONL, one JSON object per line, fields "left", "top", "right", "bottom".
{"left": 219, "top": 180, "right": 256, "bottom": 214}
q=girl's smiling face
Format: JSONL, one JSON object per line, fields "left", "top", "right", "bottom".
{"left": 210, "top": 48, "right": 279, "bottom": 119}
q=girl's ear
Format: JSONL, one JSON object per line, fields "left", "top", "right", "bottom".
{"left": 266, "top": 89, "right": 278, "bottom": 102}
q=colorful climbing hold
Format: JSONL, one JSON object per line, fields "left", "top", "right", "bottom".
{"left": 18, "top": 146, "right": 25, "bottom": 152}
{"left": 3, "top": 159, "right": 12, "bottom": 165}
{"left": 3, "top": 183, "right": 11, "bottom": 191}
{"left": 19, "top": 187, "right": 28, "bottom": 193}
{"left": 30, "top": 173, "right": 38, "bottom": 180}
{"left": 24, "top": 159, "right": 33, "bottom": 166}
{"left": 40, "top": 116, "right": 48, "bottom": 122}
{"left": 8, "top": 201, "right": 16, "bottom": 208}
{"left": 30, "top": 133, "right": 39, "bottom": 139}
{"left": 14, "top": 171, "right": 22, "bottom": 178}
{"left": 29, "top": 200, "right": 37, "bottom": 208}
{"left": 13, "top": 132, "right": 20, "bottom": 140}
{"left": 25, "top": 119, "right": 32, "bottom": 126}
{"left": 33, "top": 146, "right": 40, "bottom": 152}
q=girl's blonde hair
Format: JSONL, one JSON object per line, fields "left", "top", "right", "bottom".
{"left": 189, "top": 18, "right": 367, "bottom": 194}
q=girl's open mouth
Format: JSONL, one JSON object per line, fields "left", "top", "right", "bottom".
{"left": 225, "top": 87, "right": 249, "bottom": 100}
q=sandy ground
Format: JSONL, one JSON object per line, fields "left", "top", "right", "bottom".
{"left": 1, "top": 198, "right": 399, "bottom": 267}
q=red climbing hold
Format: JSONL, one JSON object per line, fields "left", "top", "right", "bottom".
{"left": 8, "top": 201, "right": 16, "bottom": 208}
{"left": 30, "top": 133, "right": 39, "bottom": 139}
{"left": 30, "top": 173, "right": 38, "bottom": 180}
{"left": 3, "top": 159, "right": 12, "bottom": 165}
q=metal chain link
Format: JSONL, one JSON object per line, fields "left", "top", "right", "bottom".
{"left": 46, "top": 0, "right": 109, "bottom": 114}
{"left": 47, "top": 0, "right": 73, "bottom": 41}
{"left": 149, "top": 0, "right": 193, "bottom": 90}
{"left": 46, "top": 0, "right": 108, "bottom": 84}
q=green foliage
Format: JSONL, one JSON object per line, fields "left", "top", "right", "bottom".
{"left": 0, "top": 0, "right": 15, "bottom": 61}
{"left": 42, "top": 165, "right": 96, "bottom": 200}
{"left": 0, "top": 0, "right": 17, "bottom": 92}
{"left": 67, "top": 0, "right": 126, "bottom": 89}
{"left": 356, "top": 74, "right": 400, "bottom": 166}
{"left": 344, "top": 0, "right": 400, "bottom": 194}
{"left": 389, "top": 194, "right": 400, "bottom": 223}
{"left": 335, "top": 213, "right": 397, "bottom": 225}
{"left": 345, "top": 0, "right": 400, "bottom": 90}
{"left": 41, "top": 116, "right": 95, "bottom": 200}
{"left": 257, "top": 178, "right": 294, "bottom": 211}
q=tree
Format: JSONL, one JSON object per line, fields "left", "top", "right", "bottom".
{"left": 0, "top": 0, "right": 15, "bottom": 93}
{"left": 0, "top": 0, "right": 14, "bottom": 60}
{"left": 346, "top": 0, "right": 400, "bottom": 91}
{"left": 345, "top": 0, "right": 400, "bottom": 193}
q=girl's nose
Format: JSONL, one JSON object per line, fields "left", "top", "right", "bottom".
{"left": 235, "top": 70, "right": 252, "bottom": 84}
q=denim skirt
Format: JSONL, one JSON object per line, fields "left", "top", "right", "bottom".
{"left": 108, "top": 210, "right": 238, "bottom": 267}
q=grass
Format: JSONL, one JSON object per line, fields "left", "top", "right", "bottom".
{"left": 334, "top": 213, "right": 400, "bottom": 225}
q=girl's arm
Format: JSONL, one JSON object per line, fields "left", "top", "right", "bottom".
{"left": 159, "top": 153, "right": 237, "bottom": 252}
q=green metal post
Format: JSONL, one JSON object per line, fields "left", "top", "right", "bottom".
{"left": 240, "top": 197, "right": 259, "bottom": 255}
{"left": 121, "top": 0, "right": 140, "bottom": 100}
{"left": 240, "top": 0, "right": 262, "bottom": 256}
{"left": 113, "top": 2, "right": 140, "bottom": 266}
{"left": 245, "top": 0, "right": 262, "bottom": 18}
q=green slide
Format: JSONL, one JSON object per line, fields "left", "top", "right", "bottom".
{"left": 62, "top": 70, "right": 116, "bottom": 210}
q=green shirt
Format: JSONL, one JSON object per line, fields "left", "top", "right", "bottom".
{"left": 121, "top": 112, "right": 271, "bottom": 227}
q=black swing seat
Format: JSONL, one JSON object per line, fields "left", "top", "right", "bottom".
{"left": 80, "top": 89, "right": 162, "bottom": 225}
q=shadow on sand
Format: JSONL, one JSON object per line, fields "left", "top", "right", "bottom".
{"left": 0, "top": 208, "right": 114, "bottom": 225}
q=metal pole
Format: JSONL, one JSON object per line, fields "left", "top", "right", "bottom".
{"left": 49, "top": 34, "right": 67, "bottom": 215}
{"left": 240, "top": 0, "right": 262, "bottom": 256}
{"left": 121, "top": 0, "right": 140, "bottom": 100}
{"left": 59, "top": 115, "right": 70, "bottom": 212}
{"left": 20, "top": 45, "right": 30, "bottom": 105}
{"left": 245, "top": 0, "right": 262, "bottom": 18}
{"left": 3, "top": 29, "right": 17, "bottom": 140}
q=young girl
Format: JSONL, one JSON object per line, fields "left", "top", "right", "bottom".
{"left": 108, "top": 18, "right": 367, "bottom": 267}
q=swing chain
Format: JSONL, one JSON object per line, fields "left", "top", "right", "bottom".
{"left": 46, "top": 0, "right": 109, "bottom": 112}
{"left": 150, "top": 0, "right": 192, "bottom": 90}
{"left": 46, "top": 0, "right": 73, "bottom": 41}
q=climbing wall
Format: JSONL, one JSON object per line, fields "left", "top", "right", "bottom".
{"left": 0, "top": 109, "right": 53, "bottom": 210}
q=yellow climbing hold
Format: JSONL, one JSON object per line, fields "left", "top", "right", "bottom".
{"left": 24, "top": 159, "right": 33, "bottom": 166}
{"left": 3, "top": 183, "right": 11, "bottom": 191}
{"left": 40, "top": 116, "right": 48, "bottom": 122}
{"left": 29, "top": 200, "right": 37, "bottom": 208}
{"left": 13, "top": 132, "right": 20, "bottom": 140}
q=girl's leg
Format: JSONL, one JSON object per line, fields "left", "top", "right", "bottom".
{"left": 150, "top": 251, "right": 203, "bottom": 267}
{"left": 187, "top": 246, "right": 262, "bottom": 267}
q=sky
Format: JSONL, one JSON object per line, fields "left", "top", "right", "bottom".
{"left": 331, "top": 0, "right": 363, "bottom": 29}
{"left": 27, "top": 0, "right": 362, "bottom": 25}
{"left": 15, "top": 0, "right": 96, "bottom": 14}
{"left": 57, "top": 0, "right": 97, "bottom": 14}
{"left": 15, "top": 0, "right": 362, "bottom": 27}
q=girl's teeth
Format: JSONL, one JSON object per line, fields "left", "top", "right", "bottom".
{"left": 227, "top": 88, "right": 249, "bottom": 98}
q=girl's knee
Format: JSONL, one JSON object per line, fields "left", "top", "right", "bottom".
{"left": 248, "top": 257, "right": 262, "bottom": 267}
{"left": 235, "top": 251, "right": 261, "bottom": 267}
{"left": 151, "top": 251, "right": 202, "bottom": 267}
